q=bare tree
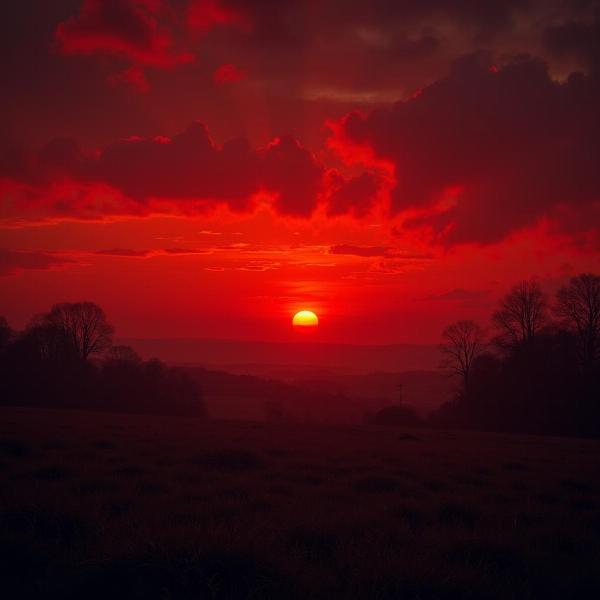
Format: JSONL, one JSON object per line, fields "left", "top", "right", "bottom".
{"left": 42, "top": 302, "right": 114, "bottom": 361}
{"left": 440, "top": 320, "right": 486, "bottom": 397}
{"left": 555, "top": 273, "right": 600, "bottom": 374}
{"left": 492, "top": 280, "right": 548, "bottom": 347}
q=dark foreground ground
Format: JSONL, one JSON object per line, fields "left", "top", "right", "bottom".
{"left": 1, "top": 407, "right": 600, "bottom": 599}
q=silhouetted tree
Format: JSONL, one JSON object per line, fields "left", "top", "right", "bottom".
{"left": 556, "top": 273, "right": 600, "bottom": 376}
{"left": 106, "top": 345, "right": 142, "bottom": 365}
{"left": 493, "top": 280, "right": 548, "bottom": 348}
{"left": 0, "top": 304, "right": 204, "bottom": 418}
{"left": 22, "top": 320, "right": 77, "bottom": 363}
{"left": 101, "top": 345, "right": 143, "bottom": 406}
{"left": 41, "top": 302, "right": 114, "bottom": 361}
{"left": 440, "top": 320, "right": 486, "bottom": 398}
{"left": 434, "top": 273, "right": 600, "bottom": 437}
{"left": 0, "top": 316, "right": 12, "bottom": 352}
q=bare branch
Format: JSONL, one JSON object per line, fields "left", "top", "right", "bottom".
{"left": 555, "top": 273, "right": 600, "bottom": 374}
{"left": 440, "top": 320, "right": 486, "bottom": 397}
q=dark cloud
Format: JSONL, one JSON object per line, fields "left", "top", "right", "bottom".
{"left": 3, "top": 0, "right": 598, "bottom": 155}
{"left": 95, "top": 247, "right": 211, "bottom": 256}
{"left": 333, "top": 53, "right": 600, "bottom": 245}
{"left": 213, "top": 62, "right": 246, "bottom": 84}
{"left": 329, "top": 244, "right": 390, "bottom": 257}
{"left": 95, "top": 248, "right": 150, "bottom": 256}
{"left": 543, "top": 12, "right": 600, "bottom": 73}
{"left": 199, "top": 0, "right": 538, "bottom": 99}
{"left": 55, "top": 0, "right": 193, "bottom": 67}
{"left": 162, "top": 247, "right": 211, "bottom": 254}
{"left": 260, "top": 136, "right": 324, "bottom": 216}
{"left": 187, "top": 0, "right": 249, "bottom": 32}
{"left": 107, "top": 65, "right": 150, "bottom": 92}
{"left": 0, "top": 123, "right": 331, "bottom": 219}
{"left": 96, "top": 122, "right": 260, "bottom": 207}
{"left": 327, "top": 172, "right": 381, "bottom": 218}
{"left": 0, "top": 249, "right": 76, "bottom": 276}
{"left": 368, "top": 258, "right": 426, "bottom": 274}
{"left": 0, "top": 2, "right": 162, "bottom": 149}
{"left": 3, "top": 1, "right": 600, "bottom": 239}
{"left": 220, "top": 0, "right": 525, "bottom": 44}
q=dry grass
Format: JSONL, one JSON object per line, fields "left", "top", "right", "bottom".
{"left": 1, "top": 406, "right": 600, "bottom": 599}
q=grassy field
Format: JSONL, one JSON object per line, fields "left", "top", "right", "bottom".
{"left": 1, "top": 406, "right": 599, "bottom": 599}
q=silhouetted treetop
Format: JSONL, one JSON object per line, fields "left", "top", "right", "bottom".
{"left": 23, "top": 320, "right": 76, "bottom": 363}
{"left": 106, "top": 345, "right": 142, "bottom": 365}
{"left": 0, "top": 303, "right": 204, "bottom": 418}
{"left": 493, "top": 280, "right": 547, "bottom": 347}
{"left": 556, "top": 273, "right": 600, "bottom": 374}
{"left": 40, "top": 302, "right": 114, "bottom": 361}
{"left": 0, "top": 316, "right": 12, "bottom": 350}
{"left": 440, "top": 320, "right": 486, "bottom": 397}
{"left": 435, "top": 272, "right": 600, "bottom": 437}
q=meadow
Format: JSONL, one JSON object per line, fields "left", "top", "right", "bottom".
{"left": 1, "top": 406, "right": 599, "bottom": 599}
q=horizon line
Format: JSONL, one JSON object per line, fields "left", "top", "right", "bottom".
{"left": 117, "top": 336, "right": 440, "bottom": 349}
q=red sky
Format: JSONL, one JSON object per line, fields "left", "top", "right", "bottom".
{"left": 1, "top": 0, "right": 599, "bottom": 344}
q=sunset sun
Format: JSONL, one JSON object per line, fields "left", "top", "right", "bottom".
{"left": 292, "top": 310, "right": 319, "bottom": 328}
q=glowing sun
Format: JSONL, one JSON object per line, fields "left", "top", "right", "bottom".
{"left": 292, "top": 310, "right": 319, "bottom": 328}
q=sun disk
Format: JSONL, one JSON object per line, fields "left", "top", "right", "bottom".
{"left": 292, "top": 310, "right": 319, "bottom": 327}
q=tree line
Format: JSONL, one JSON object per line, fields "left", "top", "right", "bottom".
{"left": 0, "top": 302, "right": 205, "bottom": 417}
{"left": 435, "top": 273, "right": 600, "bottom": 437}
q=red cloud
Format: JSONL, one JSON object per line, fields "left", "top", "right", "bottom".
{"left": 96, "top": 122, "right": 261, "bottom": 209}
{"left": 107, "top": 65, "right": 150, "bottom": 92}
{"left": 329, "top": 245, "right": 389, "bottom": 258}
{"left": 543, "top": 13, "right": 600, "bottom": 73}
{"left": 55, "top": 0, "right": 193, "bottom": 67}
{"left": 95, "top": 247, "right": 210, "bottom": 257}
{"left": 188, "top": 0, "right": 250, "bottom": 32}
{"left": 0, "top": 249, "right": 77, "bottom": 276}
{"left": 213, "top": 63, "right": 246, "bottom": 84}
{"left": 261, "top": 136, "right": 324, "bottom": 217}
{"left": 95, "top": 248, "right": 151, "bottom": 257}
{"left": 326, "top": 171, "right": 381, "bottom": 218}
{"left": 331, "top": 53, "right": 600, "bottom": 245}
{"left": 0, "top": 123, "right": 334, "bottom": 221}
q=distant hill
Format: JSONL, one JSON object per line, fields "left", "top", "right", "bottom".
{"left": 182, "top": 366, "right": 375, "bottom": 423}
{"left": 285, "top": 369, "right": 453, "bottom": 416}
{"left": 119, "top": 338, "right": 441, "bottom": 373}
{"left": 177, "top": 364, "right": 453, "bottom": 422}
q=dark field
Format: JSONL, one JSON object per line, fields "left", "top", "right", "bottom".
{"left": 1, "top": 407, "right": 600, "bottom": 599}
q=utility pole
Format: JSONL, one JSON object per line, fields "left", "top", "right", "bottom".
{"left": 397, "top": 382, "right": 404, "bottom": 405}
